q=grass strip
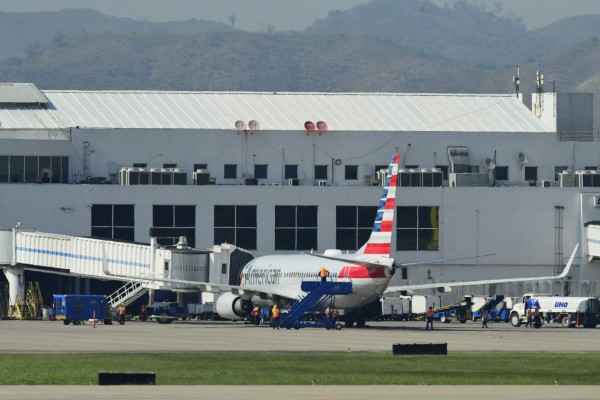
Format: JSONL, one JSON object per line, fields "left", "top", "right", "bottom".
{"left": 1, "top": 352, "right": 599, "bottom": 385}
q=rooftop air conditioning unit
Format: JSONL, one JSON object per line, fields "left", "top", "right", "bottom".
{"left": 288, "top": 178, "right": 299, "bottom": 186}
{"left": 317, "top": 180, "right": 327, "bottom": 187}
{"left": 541, "top": 180, "right": 552, "bottom": 188}
{"left": 243, "top": 178, "right": 258, "bottom": 185}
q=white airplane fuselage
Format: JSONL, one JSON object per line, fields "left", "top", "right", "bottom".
{"left": 238, "top": 254, "right": 393, "bottom": 309}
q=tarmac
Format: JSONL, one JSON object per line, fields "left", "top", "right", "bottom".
{"left": 1, "top": 319, "right": 599, "bottom": 399}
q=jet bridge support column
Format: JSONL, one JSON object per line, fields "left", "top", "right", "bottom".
{"left": 3, "top": 265, "right": 25, "bottom": 310}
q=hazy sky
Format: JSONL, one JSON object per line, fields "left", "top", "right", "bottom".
{"left": 0, "top": 0, "right": 599, "bottom": 31}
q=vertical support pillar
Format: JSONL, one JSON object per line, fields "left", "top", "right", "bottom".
{"left": 177, "top": 291, "right": 184, "bottom": 308}
{"left": 148, "top": 289, "right": 155, "bottom": 306}
{"left": 3, "top": 266, "right": 25, "bottom": 306}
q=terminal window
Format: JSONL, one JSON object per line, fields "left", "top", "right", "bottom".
{"left": 555, "top": 166, "right": 568, "bottom": 181}
{"left": 494, "top": 166, "right": 508, "bottom": 181}
{"left": 214, "top": 205, "right": 257, "bottom": 250}
{"left": 151, "top": 205, "right": 196, "bottom": 247}
{"left": 254, "top": 164, "right": 268, "bottom": 179}
{"left": 396, "top": 206, "right": 439, "bottom": 251}
{"left": 0, "top": 155, "right": 68, "bottom": 183}
{"left": 91, "top": 204, "right": 135, "bottom": 241}
{"left": 525, "top": 166, "right": 538, "bottom": 181}
{"left": 284, "top": 164, "right": 298, "bottom": 180}
{"left": 314, "top": 165, "right": 328, "bottom": 180}
{"left": 345, "top": 165, "right": 358, "bottom": 180}
{"left": 336, "top": 206, "right": 378, "bottom": 250}
{"left": 275, "top": 206, "right": 317, "bottom": 250}
{"left": 224, "top": 164, "right": 237, "bottom": 179}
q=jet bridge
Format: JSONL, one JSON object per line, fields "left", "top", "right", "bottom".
{"left": 0, "top": 227, "right": 248, "bottom": 308}
{"left": 586, "top": 223, "right": 600, "bottom": 260}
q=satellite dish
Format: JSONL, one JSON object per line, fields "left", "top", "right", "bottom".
{"left": 234, "top": 120, "right": 246, "bottom": 132}
{"left": 304, "top": 121, "right": 316, "bottom": 133}
{"left": 484, "top": 158, "right": 496, "bottom": 170}
{"left": 316, "top": 121, "right": 328, "bottom": 134}
{"left": 248, "top": 120, "right": 260, "bottom": 133}
{"left": 517, "top": 152, "right": 528, "bottom": 164}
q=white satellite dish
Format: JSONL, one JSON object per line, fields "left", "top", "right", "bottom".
{"left": 517, "top": 152, "right": 528, "bottom": 165}
{"left": 234, "top": 120, "right": 246, "bottom": 132}
{"left": 484, "top": 158, "right": 495, "bottom": 170}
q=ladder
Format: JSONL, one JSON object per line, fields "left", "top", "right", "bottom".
{"left": 26, "top": 282, "right": 43, "bottom": 320}
{"left": 279, "top": 280, "right": 352, "bottom": 329}
{"left": 106, "top": 280, "right": 148, "bottom": 313}
{"left": 14, "top": 294, "right": 29, "bottom": 320}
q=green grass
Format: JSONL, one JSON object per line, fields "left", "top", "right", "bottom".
{"left": 0, "top": 352, "right": 599, "bottom": 385}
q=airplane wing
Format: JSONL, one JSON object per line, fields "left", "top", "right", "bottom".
{"left": 397, "top": 253, "right": 495, "bottom": 267}
{"left": 102, "top": 258, "right": 299, "bottom": 301}
{"left": 385, "top": 244, "right": 578, "bottom": 295}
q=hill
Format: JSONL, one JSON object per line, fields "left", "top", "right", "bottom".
{"left": 535, "top": 15, "right": 600, "bottom": 48}
{"left": 0, "top": 9, "right": 232, "bottom": 59}
{"left": 0, "top": 31, "right": 508, "bottom": 93}
{"left": 307, "top": 0, "right": 548, "bottom": 67}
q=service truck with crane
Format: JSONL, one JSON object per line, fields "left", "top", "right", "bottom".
{"left": 510, "top": 293, "right": 600, "bottom": 328}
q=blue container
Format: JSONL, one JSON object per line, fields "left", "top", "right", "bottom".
{"left": 53, "top": 294, "right": 108, "bottom": 324}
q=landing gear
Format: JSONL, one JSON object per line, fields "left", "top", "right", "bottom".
{"left": 343, "top": 309, "right": 366, "bottom": 328}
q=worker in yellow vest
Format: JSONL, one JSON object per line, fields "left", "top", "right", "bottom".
{"left": 272, "top": 304, "right": 280, "bottom": 330}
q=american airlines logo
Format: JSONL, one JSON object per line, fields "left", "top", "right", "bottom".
{"left": 242, "top": 266, "right": 282, "bottom": 285}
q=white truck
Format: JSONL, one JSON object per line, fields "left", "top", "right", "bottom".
{"left": 510, "top": 293, "right": 600, "bottom": 328}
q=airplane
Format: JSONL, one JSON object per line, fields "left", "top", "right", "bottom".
{"left": 103, "top": 153, "right": 578, "bottom": 328}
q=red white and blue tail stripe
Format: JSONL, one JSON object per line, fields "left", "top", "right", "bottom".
{"left": 356, "top": 153, "right": 399, "bottom": 257}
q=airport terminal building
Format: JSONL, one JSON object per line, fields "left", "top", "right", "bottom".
{"left": 1, "top": 83, "right": 600, "bottom": 297}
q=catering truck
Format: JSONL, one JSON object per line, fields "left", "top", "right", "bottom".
{"left": 510, "top": 293, "right": 600, "bottom": 328}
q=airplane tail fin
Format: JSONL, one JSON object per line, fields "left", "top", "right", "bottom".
{"left": 355, "top": 153, "right": 399, "bottom": 257}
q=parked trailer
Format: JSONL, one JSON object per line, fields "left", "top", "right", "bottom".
{"left": 53, "top": 294, "right": 109, "bottom": 325}
{"left": 380, "top": 296, "right": 411, "bottom": 320}
{"left": 510, "top": 293, "right": 600, "bottom": 328}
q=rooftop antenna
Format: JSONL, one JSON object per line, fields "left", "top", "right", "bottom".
{"left": 534, "top": 59, "right": 544, "bottom": 118}
{"left": 512, "top": 64, "right": 520, "bottom": 98}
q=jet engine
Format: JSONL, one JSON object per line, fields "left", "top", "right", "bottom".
{"left": 215, "top": 292, "right": 253, "bottom": 320}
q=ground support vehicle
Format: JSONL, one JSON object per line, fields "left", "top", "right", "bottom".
{"left": 148, "top": 302, "right": 189, "bottom": 324}
{"left": 472, "top": 295, "right": 510, "bottom": 322}
{"left": 53, "top": 294, "right": 109, "bottom": 325}
{"left": 418, "top": 296, "right": 475, "bottom": 323}
{"left": 510, "top": 293, "right": 600, "bottom": 328}
{"left": 279, "top": 280, "right": 351, "bottom": 330}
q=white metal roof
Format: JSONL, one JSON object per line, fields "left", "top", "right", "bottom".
{"left": 0, "top": 108, "right": 64, "bottom": 130}
{"left": 0, "top": 83, "right": 48, "bottom": 104}
{"left": 41, "top": 91, "right": 552, "bottom": 132}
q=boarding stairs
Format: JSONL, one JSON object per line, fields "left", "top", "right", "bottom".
{"left": 279, "top": 280, "right": 353, "bottom": 329}
{"left": 106, "top": 280, "right": 148, "bottom": 313}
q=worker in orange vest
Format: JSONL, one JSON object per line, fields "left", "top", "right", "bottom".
{"left": 426, "top": 306, "right": 434, "bottom": 331}
{"left": 118, "top": 304, "right": 126, "bottom": 325}
{"left": 271, "top": 304, "right": 280, "bottom": 330}
{"left": 319, "top": 266, "right": 328, "bottom": 282}
{"left": 481, "top": 309, "right": 488, "bottom": 328}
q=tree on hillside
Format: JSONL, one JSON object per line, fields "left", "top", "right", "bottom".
{"left": 227, "top": 15, "right": 236, "bottom": 28}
